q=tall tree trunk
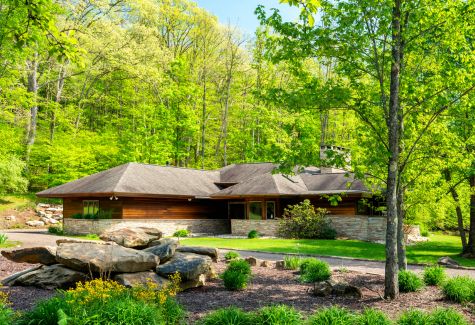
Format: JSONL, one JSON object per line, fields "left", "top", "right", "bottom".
{"left": 222, "top": 75, "right": 231, "bottom": 166}
{"left": 444, "top": 169, "right": 467, "bottom": 250}
{"left": 397, "top": 185, "right": 407, "bottom": 270}
{"left": 201, "top": 69, "right": 207, "bottom": 169}
{"left": 384, "top": 0, "right": 402, "bottom": 300}
{"left": 464, "top": 166, "right": 475, "bottom": 256}
{"left": 50, "top": 62, "right": 68, "bottom": 143}
{"left": 25, "top": 53, "right": 39, "bottom": 164}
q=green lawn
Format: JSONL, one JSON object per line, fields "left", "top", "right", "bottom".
{"left": 181, "top": 234, "right": 475, "bottom": 267}
{"left": 0, "top": 241, "right": 21, "bottom": 248}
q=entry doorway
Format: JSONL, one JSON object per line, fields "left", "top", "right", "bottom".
{"left": 228, "top": 202, "right": 246, "bottom": 219}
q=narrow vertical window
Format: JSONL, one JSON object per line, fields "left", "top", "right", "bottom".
{"left": 266, "top": 201, "right": 276, "bottom": 219}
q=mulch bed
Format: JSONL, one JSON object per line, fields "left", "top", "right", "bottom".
{"left": 1, "top": 255, "right": 474, "bottom": 323}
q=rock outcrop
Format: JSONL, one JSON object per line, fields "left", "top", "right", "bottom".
{"left": 10, "top": 265, "right": 87, "bottom": 289}
{"left": 157, "top": 252, "right": 212, "bottom": 281}
{"left": 114, "top": 271, "right": 170, "bottom": 288}
{"left": 176, "top": 246, "right": 219, "bottom": 262}
{"left": 144, "top": 238, "right": 178, "bottom": 263}
{"left": 1, "top": 246, "right": 57, "bottom": 265}
{"left": 100, "top": 227, "right": 163, "bottom": 248}
{"left": 312, "top": 280, "right": 362, "bottom": 299}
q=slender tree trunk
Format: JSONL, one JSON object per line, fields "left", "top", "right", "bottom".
{"left": 384, "top": 0, "right": 402, "bottom": 300}
{"left": 25, "top": 53, "right": 39, "bottom": 164}
{"left": 50, "top": 62, "right": 67, "bottom": 143}
{"left": 444, "top": 169, "right": 467, "bottom": 249}
{"left": 397, "top": 185, "right": 407, "bottom": 270}
{"left": 464, "top": 167, "right": 475, "bottom": 256}
{"left": 201, "top": 69, "right": 207, "bottom": 169}
{"left": 223, "top": 76, "right": 231, "bottom": 166}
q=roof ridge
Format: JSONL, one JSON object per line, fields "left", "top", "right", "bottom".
{"left": 112, "top": 163, "right": 133, "bottom": 193}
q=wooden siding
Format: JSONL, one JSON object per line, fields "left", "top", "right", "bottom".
{"left": 63, "top": 198, "right": 123, "bottom": 219}
{"left": 122, "top": 198, "right": 227, "bottom": 220}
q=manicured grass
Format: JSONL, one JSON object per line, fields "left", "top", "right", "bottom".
{"left": 181, "top": 234, "right": 475, "bottom": 267}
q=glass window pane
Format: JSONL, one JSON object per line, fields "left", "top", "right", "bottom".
{"left": 229, "top": 203, "right": 246, "bottom": 219}
{"left": 249, "top": 202, "right": 262, "bottom": 220}
{"left": 266, "top": 202, "right": 275, "bottom": 219}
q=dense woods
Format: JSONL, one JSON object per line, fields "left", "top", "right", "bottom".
{"left": 1, "top": 0, "right": 475, "bottom": 298}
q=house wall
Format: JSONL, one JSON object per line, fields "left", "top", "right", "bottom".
{"left": 64, "top": 218, "right": 230, "bottom": 236}
{"left": 230, "top": 215, "right": 386, "bottom": 242}
{"left": 63, "top": 198, "right": 123, "bottom": 219}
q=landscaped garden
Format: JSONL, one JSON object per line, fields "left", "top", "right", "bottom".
{"left": 181, "top": 233, "right": 475, "bottom": 267}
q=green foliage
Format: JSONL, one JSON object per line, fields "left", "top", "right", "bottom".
{"left": 254, "top": 304, "right": 302, "bottom": 325}
{"left": 299, "top": 258, "right": 331, "bottom": 283}
{"left": 308, "top": 306, "right": 354, "bottom": 325}
{"left": 0, "top": 156, "right": 28, "bottom": 194}
{"left": 423, "top": 266, "right": 446, "bottom": 286}
{"left": 354, "top": 308, "right": 392, "bottom": 325}
{"left": 17, "top": 296, "right": 71, "bottom": 325}
{"left": 173, "top": 229, "right": 190, "bottom": 237}
{"left": 0, "top": 291, "right": 13, "bottom": 325}
{"left": 398, "top": 270, "right": 424, "bottom": 293}
{"left": 442, "top": 276, "right": 475, "bottom": 303}
{"left": 283, "top": 256, "right": 302, "bottom": 270}
{"left": 429, "top": 308, "right": 468, "bottom": 325}
{"left": 278, "top": 200, "right": 335, "bottom": 239}
{"left": 220, "top": 260, "right": 251, "bottom": 291}
{"left": 247, "top": 230, "right": 260, "bottom": 239}
{"left": 397, "top": 309, "right": 431, "bottom": 325}
{"left": 200, "top": 307, "right": 255, "bottom": 325}
{"left": 0, "top": 234, "right": 8, "bottom": 245}
{"left": 47, "top": 225, "right": 64, "bottom": 235}
{"left": 224, "top": 251, "right": 240, "bottom": 260}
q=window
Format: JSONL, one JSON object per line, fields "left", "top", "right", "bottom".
{"left": 266, "top": 201, "right": 276, "bottom": 219}
{"left": 248, "top": 201, "right": 263, "bottom": 220}
{"left": 83, "top": 200, "right": 99, "bottom": 216}
{"left": 229, "top": 202, "right": 246, "bottom": 219}
{"left": 356, "top": 199, "right": 370, "bottom": 215}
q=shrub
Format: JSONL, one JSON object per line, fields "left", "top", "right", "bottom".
{"left": 16, "top": 296, "right": 71, "bottom": 325}
{"left": 47, "top": 224, "right": 64, "bottom": 235}
{"left": 299, "top": 258, "right": 331, "bottom": 283}
{"left": 277, "top": 200, "right": 336, "bottom": 239}
{"left": 283, "top": 256, "right": 301, "bottom": 270}
{"left": 173, "top": 229, "right": 190, "bottom": 237}
{"left": 354, "top": 308, "right": 392, "bottom": 325}
{"left": 0, "top": 291, "right": 14, "bottom": 325}
{"left": 308, "top": 306, "right": 354, "bottom": 325}
{"left": 423, "top": 266, "right": 446, "bottom": 286}
{"left": 429, "top": 307, "right": 468, "bottom": 325}
{"left": 442, "top": 276, "right": 475, "bottom": 303}
{"left": 254, "top": 304, "right": 302, "bottom": 325}
{"left": 0, "top": 233, "right": 7, "bottom": 245}
{"left": 247, "top": 230, "right": 259, "bottom": 239}
{"left": 398, "top": 270, "right": 424, "bottom": 292}
{"left": 200, "top": 307, "right": 255, "bottom": 325}
{"left": 397, "top": 309, "right": 430, "bottom": 325}
{"left": 221, "top": 260, "right": 251, "bottom": 290}
{"left": 224, "top": 251, "right": 240, "bottom": 260}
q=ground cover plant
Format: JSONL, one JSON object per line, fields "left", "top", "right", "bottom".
{"left": 398, "top": 270, "right": 424, "bottom": 293}
{"left": 299, "top": 258, "right": 331, "bottom": 283}
{"left": 224, "top": 251, "right": 240, "bottom": 260}
{"left": 423, "top": 266, "right": 446, "bottom": 286}
{"left": 442, "top": 276, "right": 475, "bottom": 303}
{"left": 254, "top": 305, "right": 302, "bottom": 325}
{"left": 307, "top": 306, "right": 354, "bottom": 324}
{"left": 181, "top": 234, "right": 475, "bottom": 267}
{"left": 173, "top": 229, "right": 190, "bottom": 238}
{"left": 247, "top": 230, "right": 260, "bottom": 239}
{"left": 220, "top": 259, "right": 251, "bottom": 290}
{"left": 283, "top": 256, "right": 302, "bottom": 270}
{"left": 47, "top": 225, "right": 64, "bottom": 235}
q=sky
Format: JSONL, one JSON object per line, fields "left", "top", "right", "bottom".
{"left": 193, "top": 0, "right": 300, "bottom": 35}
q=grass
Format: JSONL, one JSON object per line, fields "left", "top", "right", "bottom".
{"left": 0, "top": 194, "right": 37, "bottom": 213}
{"left": 0, "top": 241, "right": 20, "bottom": 248}
{"left": 64, "top": 234, "right": 100, "bottom": 241}
{"left": 181, "top": 234, "right": 475, "bottom": 267}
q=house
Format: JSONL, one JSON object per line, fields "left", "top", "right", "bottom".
{"left": 37, "top": 154, "right": 387, "bottom": 242}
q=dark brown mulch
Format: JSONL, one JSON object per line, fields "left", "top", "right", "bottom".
{"left": 1, "top": 256, "right": 474, "bottom": 323}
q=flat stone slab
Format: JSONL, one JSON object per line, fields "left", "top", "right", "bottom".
{"left": 1, "top": 246, "right": 57, "bottom": 265}
{"left": 157, "top": 252, "right": 212, "bottom": 281}
{"left": 10, "top": 264, "right": 87, "bottom": 289}
{"left": 144, "top": 238, "right": 178, "bottom": 263}
{"left": 56, "top": 242, "right": 159, "bottom": 273}
{"left": 100, "top": 227, "right": 163, "bottom": 248}
{"left": 114, "top": 272, "right": 170, "bottom": 288}
{"left": 176, "top": 246, "right": 218, "bottom": 262}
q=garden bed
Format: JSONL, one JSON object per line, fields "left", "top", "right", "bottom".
{"left": 1, "top": 255, "right": 474, "bottom": 323}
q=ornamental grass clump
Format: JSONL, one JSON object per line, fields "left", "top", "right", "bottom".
{"left": 200, "top": 307, "right": 255, "bottom": 325}
{"left": 299, "top": 258, "right": 331, "bottom": 283}
{"left": 221, "top": 259, "right": 251, "bottom": 291}
{"left": 398, "top": 270, "right": 424, "bottom": 292}
{"left": 429, "top": 307, "right": 468, "bottom": 325}
{"left": 308, "top": 306, "right": 354, "bottom": 325}
{"left": 423, "top": 266, "right": 446, "bottom": 286}
{"left": 397, "top": 309, "right": 430, "bottom": 325}
{"left": 254, "top": 304, "right": 302, "bottom": 325}
{"left": 224, "top": 251, "right": 240, "bottom": 261}
{"left": 0, "top": 233, "right": 8, "bottom": 245}
{"left": 283, "top": 256, "right": 301, "bottom": 270}
{"left": 354, "top": 308, "right": 392, "bottom": 325}
{"left": 442, "top": 276, "right": 475, "bottom": 303}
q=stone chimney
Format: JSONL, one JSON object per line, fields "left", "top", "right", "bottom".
{"left": 319, "top": 145, "right": 351, "bottom": 173}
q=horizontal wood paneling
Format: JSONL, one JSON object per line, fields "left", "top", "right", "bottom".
{"left": 63, "top": 198, "right": 123, "bottom": 219}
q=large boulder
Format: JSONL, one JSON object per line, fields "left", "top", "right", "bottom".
{"left": 1, "top": 246, "right": 57, "bottom": 265}
{"left": 143, "top": 238, "right": 178, "bottom": 263}
{"left": 176, "top": 246, "right": 219, "bottom": 262}
{"left": 1, "top": 266, "right": 42, "bottom": 286}
{"left": 56, "top": 242, "right": 159, "bottom": 273}
{"left": 26, "top": 220, "right": 45, "bottom": 227}
{"left": 10, "top": 264, "right": 87, "bottom": 289}
{"left": 312, "top": 280, "right": 362, "bottom": 299}
{"left": 438, "top": 256, "right": 460, "bottom": 267}
{"left": 114, "top": 272, "right": 170, "bottom": 288}
{"left": 100, "top": 227, "right": 163, "bottom": 248}
{"left": 157, "top": 252, "right": 212, "bottom": 282}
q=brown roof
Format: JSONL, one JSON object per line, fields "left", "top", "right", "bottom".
{"left": 37, "top": 162, "right": 370, "bottom": 198}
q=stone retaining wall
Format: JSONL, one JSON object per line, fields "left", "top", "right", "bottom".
{"left": 64, "top": 218, "right": 230, "bottom": 236}
{"left": 231, "top": 215, "right": 386, "bottom": 242}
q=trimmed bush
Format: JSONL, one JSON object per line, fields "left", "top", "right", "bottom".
{"left": 255, "top": 305, "right": 302, "bottom": 325}
{"left": 173, "top": 229, "right": 190, "bottom": 237}
{"left": 200, "top": 307, "right": 255, "bottom": 325}
{"left": 247, "top": 230, "right": 260, "bottom": 239}
{"left": 283, "top": 256, "right": 301, "bottom": 270}
{"left": 423, "top": 266, "right": 446, "bottom": 286}
{"left": 398, "top": 270, "right": 424, "bottom": 292}
{"left": 354, "top": 308, "right": 392, "bottom": 325}
{"left": 308, "top": 306, "right": 354, "bottom": 325}
{"left": 442, "top": 276, "right": 475, "bottom": 303}
{"left": 221, "top": 260, "right": 251, "bottom": 290}
{"left": 277, "top": 200, "right": 336, "bottom": 239}
{"left": 397, "top": 309, "right": 430, "bottom": 325}
{"left": 429, "top": 307, "right": 468, "bottom": 325}
{"left": 47, "top": 225, "right": 64, "bottom": 235}
{"left": 224, "top": 251, "right": 241, "bottom": 260}
{"left": 299, "top": 258, "right": 331, "bottom": 283}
